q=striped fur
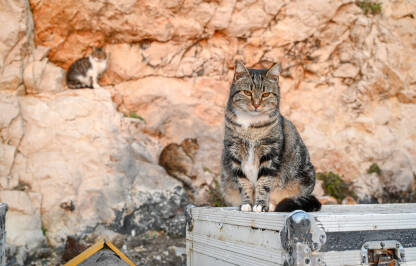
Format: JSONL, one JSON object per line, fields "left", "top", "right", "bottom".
{"left": 220, "top": 61, "right": 320, "bottom": 212}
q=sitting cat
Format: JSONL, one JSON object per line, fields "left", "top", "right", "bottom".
{"left": 66, "top": 48, "right": 107, "bottom": 89}
{"left": 159, "top": 138, "right": 199, "bottom": 189}
{"left": 220, "top": 61, "right": 321, "bottom": 212}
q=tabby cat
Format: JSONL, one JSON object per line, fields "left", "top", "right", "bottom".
{"left": 159, "top": 138, "right": 199, "bottom": 189}
{"left": 66, "top": 48, "right": 107, "bottom": 89}
{"left": 220, "top": 61, "right": 321, "bottom": 212}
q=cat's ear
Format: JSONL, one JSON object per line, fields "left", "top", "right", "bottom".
{"left": 266, "top": 63, "right": 281, "bottom": 82}
{"left": 233, "top": 60, "right": 250, "bottom": 81}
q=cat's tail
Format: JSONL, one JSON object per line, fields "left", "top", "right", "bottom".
{"left": 274, "top": 195, "right": 321, "bottom": 212}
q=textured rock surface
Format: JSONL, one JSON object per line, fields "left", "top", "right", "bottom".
{"left": 0, "top": 190, "right": 45, "bottom": 247}
{"left": 102, "top": 0, "right": 416, "bottom": 201}
{"left": 112, "top": 182, "right": 189, "bottom": 237}
{"left": 0, "top": 0, "right": 34, "bottom": 93}
{"left": 13, "top": 89, "right": 132, "bottom": 247}
{"left": 23, "top": 46, "right": 66, "bottom": 95}
{"left": 1, "top": 0, "right": 416, "bottom": 263}
{"left": 6, "top": 89, "right": 188, "bottom": 246}
{"left": 79, "top": 249, "right": 129, "bottom": 266}
{"left": 3, "top": 89, "right": 189, "bottom": 265}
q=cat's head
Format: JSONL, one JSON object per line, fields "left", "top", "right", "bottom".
{"left": 181, "top": 138, "right": 199, "bottom": 158}
{"left": 91, "top": 48, "right": 107, "bottom": 61}
{"left": 229, "top": 61, "right": 281, "bottom": 114}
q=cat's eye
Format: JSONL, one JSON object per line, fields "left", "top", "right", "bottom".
{"left": 262, "top": 92, "right": 271, "bottom": 97}
{"left": 243, "top": 90, "right": 252, "bottom": 96}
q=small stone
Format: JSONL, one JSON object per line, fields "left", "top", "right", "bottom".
{"left": 79, "top": 249, "right": 129, "bottom": 266}
{"left": 342, "top": 196, "right": 357, "bottom": 205}
{"left": 319, "top": 196, "right": 338, "bottom": 205}
{"left": 23, "top": 60, "right": 66, "bottom": 95}
{"left": 333, "top": 63, "right": 359, "bottom": 78}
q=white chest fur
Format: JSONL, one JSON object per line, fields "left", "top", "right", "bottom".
{"left": 89, "top": 57, "right": 107, "bottom": 74}
{"left": 234, "top": 110, "right": 270, "bottom": 129}
{"left": 242, "top": 142, "right": 258, "bottom": 185}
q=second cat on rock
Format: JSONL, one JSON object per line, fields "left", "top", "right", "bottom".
{"left": 66, "top": 48, "right": 107, "bottom": 90}
{"left": 159, "top": 138, "right": 200, "bottom": 190}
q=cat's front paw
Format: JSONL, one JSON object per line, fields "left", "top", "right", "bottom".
{"left": 253, "top": 204, "right": 268, "bottom": 212}
{"left": 241, "top": 204, "right": 252, "bottom": 212}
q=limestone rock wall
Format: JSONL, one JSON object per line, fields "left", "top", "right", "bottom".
{"left": 1, "top": 0, "right": 416, "bottom": 262}
{"left": 0, "top": 0, "right": 34, "bottom": 93}
{"left": 30, "top": 0, "right": 416, "bottom": 193}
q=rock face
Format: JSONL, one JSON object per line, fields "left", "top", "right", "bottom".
{"left": 14, "top": 89, "right": 132, "bottom": 246}
{"left": 112, "top": 180, "right": 189, "bottom": 237}
{"left": 101, "top": 0, "right": 415, "bottom": 200}
{"left": 7, "top": 89, "right": 188, "bottom": 245}
{"left": 23, "top": 46, "right": 66, "bottom": 95}
{"left": 0, "top": 0, "right": 34, "bottom": 93}
{"left": 2, "top": 88, "right": 189, "bottom": 265}
{"left": 1, "top": 0, "right": 416, "bottom": 263}
{"left": 0, "top": 190, "right": 44, "bottom": 247}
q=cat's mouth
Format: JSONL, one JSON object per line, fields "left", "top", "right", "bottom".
{"left": 249, "top": 107, "right": 266, "bottom": 114}
{"left": 234, "top": 104, "right": 270, "bottom": 115}
{"left": 243, "top": 108, "right": 267, "bottom": 116}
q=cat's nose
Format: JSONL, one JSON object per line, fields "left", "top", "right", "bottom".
{"left": 252, "top": 101, "right": 261, "bottom": 109}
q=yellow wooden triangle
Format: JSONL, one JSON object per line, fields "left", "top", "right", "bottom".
{"left": 63, "top": 239, "right": 135, "bottom": 266}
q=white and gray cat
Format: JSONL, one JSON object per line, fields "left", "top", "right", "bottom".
{"left": 221, "top": 61, "right": 321, "bottom": 213}
{"left": 66, "top": 48, "right": 107, "bottom": 89}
